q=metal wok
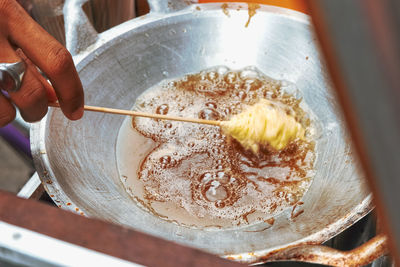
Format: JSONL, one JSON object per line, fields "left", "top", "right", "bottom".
{"left": 31, "top": 0, "right": 375, "bottom": 264}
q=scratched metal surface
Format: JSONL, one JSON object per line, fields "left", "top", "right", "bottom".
{"left": 30, "top": 3, "right": 372, "bottom": 264}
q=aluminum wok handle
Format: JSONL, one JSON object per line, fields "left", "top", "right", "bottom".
{"left": 63, "top": 0, "right": 193, "bottom": 56}
{"left": 63, "top": 0, "right": 98, "bottom": 56}
{"left": 265, "top": 233, "right": 388, "bottom": 266}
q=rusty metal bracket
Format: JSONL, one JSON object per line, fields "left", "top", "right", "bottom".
{"left": 266, "top": 234, "right": 388, "bottom": 267}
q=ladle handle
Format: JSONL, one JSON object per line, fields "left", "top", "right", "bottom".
{"left": 48, "top": 103, "right": 221, "bottom": 126}
{"left": 265, "top": 233, "right": 388, "bottom": 267}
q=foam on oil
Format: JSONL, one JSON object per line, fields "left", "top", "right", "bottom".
{"left": 116, "top": 66, "right": 316, "bottom": 229}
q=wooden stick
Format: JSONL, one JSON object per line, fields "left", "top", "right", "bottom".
{"left": 48, "top": 102, "right": 221, "bottom": 127}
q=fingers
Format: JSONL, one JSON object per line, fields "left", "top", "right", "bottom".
{"left": 3, "top": 1, "right": 84, "bottom": 120}
{"left": 1, "top": 43, "right": 48, "bottom": 123}
{"left": 16, "top": 49, "right": 57, "bottom": 103}
{"left": 0, "top": 94, "right": 16, "bottom": 127}
{"left": 9, "top": 66, "right": 48, "bottom": 122}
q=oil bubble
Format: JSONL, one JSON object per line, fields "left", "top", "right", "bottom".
{"left": 170, "top": 159, "right": 177, "bottom": 167}
{"left": 243, "top": 78, "right": 262, "bottom": 91}
{"left": 205, "top": 181, "right": 228, "bottom": 202}
{"left": 224, "top": 72, "right": 238, "bottom": 84}
{"left": 200, "top": 172, "right": 213, "bottom": 182}
{"left": 212, "top": 133, "right": 222, "bottom": 139}
{"left": 235, "top": 90, "right": 247, "bottom": 100}
{"left": 205, "top": 102, "right": 217, "bottom": 109}
{"left": 199, "top": 71, "right": 208, "bottom": 80}
{"left": 159, "top": 155, "right": 171, "bottom": 164}
{"left": 217, "top": 66, "right": 229, "bottom": 75}
{"left": 239, "top": 69, "right": 259, "bottom": 79}
{"left": 217, "top": 171, "right": 229, "bottom": 183}
{"left": 156, "top": 104, "right": 169, "bottom": 115}
{"left": 215, "top": 200, "right": 225, "bottom": 208}
{"left": 199, "top": 108, "right": 220, "bottom": 120}
{"left": 207, "top": 71, "right": 219, "bottom": 81}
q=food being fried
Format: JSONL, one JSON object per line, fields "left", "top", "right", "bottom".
{"left": 221, "top": 99, "right": 305, "bottom": 152}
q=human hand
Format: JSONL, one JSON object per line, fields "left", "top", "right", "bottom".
{"left": 0, "top": 0, "right": 84, "bottom": 127}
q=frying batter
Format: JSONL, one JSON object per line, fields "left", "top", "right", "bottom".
{"left": 221, "top": 99, "right": 305, "bottom": 153}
